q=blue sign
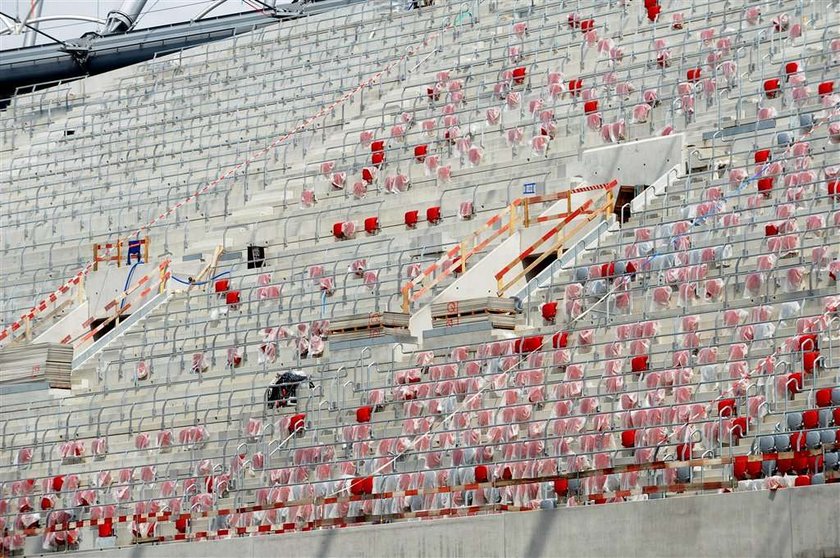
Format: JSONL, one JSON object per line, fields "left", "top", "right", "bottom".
{"left": 523, "top": 182, "right": 536, "bottom": 195}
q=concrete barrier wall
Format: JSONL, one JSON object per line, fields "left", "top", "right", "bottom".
{"left": 65, "top": 485, "right": 840, "bottom": 558}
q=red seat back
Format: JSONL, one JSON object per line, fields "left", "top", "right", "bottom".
{"left": 333, "top": 223, "right": 344, "bottom": 239}
{"left": 214, "top": 279, "right": 230, "bottom": 293}
{"left": 686, "top": 68, "right": 702, "bottom": 82}
{"left": 583, "top": 100, "right": 599, "bottom": 114}
{"left": 763, "top": 78, "right": 781, "bottom": 97}
{"left": 371, "top": 151, "right": 385, "bottom": 167}
{"left": 474, "top": 465, "right": 489, "bottom": 483}
{"left": 414, "top": 144, "right": 428, "bottom": 161}
{"left": 371, "top": 140, "right": 385, "bottom": 153}
{"left": 754, "top": 149, "right": 771, "bottom": 164}
{"left": 289, "top": 413, "right": 306, "bottom": 434}
{"left": 552, "top": 331, "right": 568, "bottom": 348}
{"left": 364, "top": 217, "right": 379, "bottom": 234}
{"left": 818, "top": 81, "right": 834, "bottom": 97}
{"left": 764, "top": 224, "right": 779, "bottom": 237}
{"left": 99, "top": 522, "right": 115, "bottom": 537}
{"left": 630, "top": 355, "right": 649, "bottom": 374}
{"left": 568, "top": 78, "right": 583, "bottom": 94}
{"left": 802, "top": 409, "right": 819, "bottom": 430}
{"left": 541, "top": 302, "right": 558, "bottom": 321}
{"left": 426, "top": 206, "right": 442, "bottom": 223}
{"left": 717, "top": 398, "right": 736, "bottom": 418}
{"left": 405, "top": 210, "right": 419, "bottom": 227}
{"left": 356, "top": 406, "right": 372, "bottom": 423}
{"left": 815, "top": 388, "right": 832, "bottom": 408}
{"left": 362, "top": 168, "right": 375, "bottom": 183}
{"left": 225, "top": 291, "right": 240, "bottom": 306}
{"left": 803, "top": 351, "right": 819, "bottom": 374}
{"left": 512, "top": 67, "right": 527, "bottom": 85}
{"left": 787, "top": 372, "right": 803, "bottom": 394}
{"left": 553, "top": 478, "right": 568, "bottom": 495}
{"left": 621, "top": 429, "right": 636, "bottom": 448}
{"left": 784, "top": 62, "right": 799, "bottom": 75}
{"left": 757, "top": 177, "right": 774, "bottom": 193}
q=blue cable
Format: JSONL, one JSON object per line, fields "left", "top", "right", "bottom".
{"left": 643, "top": 161, "right": 770, "bottom": 269}
{"left": 120, "top": 261, "right": 142, "bottom": 310}
{"left": 170, "top": 270, "right": 232, "bottom": 286}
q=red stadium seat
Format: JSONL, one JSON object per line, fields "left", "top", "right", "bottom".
{"left": 676, "top": 443, "right": 693, "bottom": 460}
{"left": 364, "top": 217, "right": 379, "bottom": 235}
{"left": 717, "top": 398, "right": 736, "bottom": 418}
{"left": 371, "top": 151, "right": 385, "bottom": 167}
{"left": 475, "top": 465, "right": 489, "bottom": 483}
{"left": 754, "top": 149, "right": 771, "bottom": 164}
{"left": 568, "top": 78, "right": 583, "bottom": 95}
{"left": 362, "top": 167, "right": 375, "bottom": 183}
{"left": 818, "top": 81, "right": 834, "bottom": 97}
{"left": 630, "top": 356, "right": 649, "bottom": 374}
{"left": 214, "top": 279, "right": 230, "bottom": 294}
{"left": 553, "top": 478, "right": 568, "bottom": 495}
{"left": 225, "top": 291, "right": 240, "bottom": 306}
{"left": 794, "top": 334, "right": 818, "bottom": 351}
{"left": 757, "top": 177, "right": 774, "bottom": 194}
{"left": 784, "top": 61, "right": 799, "bottom": 76}
{"left": 802, "top": 410, "right": 819, "bottom": 430}
{"left": 579, "top": 19, "right": 595, "bottom": 31}
{"left": 584, "top": 100, "right": 599, "bottom": 114}
{"left": 686, "top": 68, "right": 702, "bottom": 82}
{"left": 815, "top": 388, "right": 832, "bottom": 408}
{"left": 356, "top": 406, "right": 372, "bottom": 423}
{"left": 541, "top": 302, "right": 558, "bottom": 322}
{"left": 765, "top": 224, "right": 779, "bottom": 237}
{"left": 99, "top": 522, "right": 115, "bottom": 537}
{"left": 763, "top": 78, "right": 781, "bottom": 98}
{"left": 828, "top": 180, "right": 839, "bottom": 200}
{"left": 733, "top": 455, "right": 748, "bottom": 480}
{"left": 552, "top": 331, "right": 569, "bottom": 348}
{"left": 516, "top": 336, "right": 543, "bottom": 353}
{"left": 289, "top": 413, "right": 306, "bottom": 434}
{"left": 405, "top": 210, "right": 419, "bottom": 227}
{"left": 350, "top": 476, "right": 374, "bottom": 495}
{"left": 414, "top": 144, "right": 428, "bottom": 162}
{"left": 795, "top": 475, "right": 811, "bottom": 487}
{"left": 426, "top": 206, "right": 442, "bottom": 224}
{"left": 371, "top": 140, "right": 385, "bottom": 153}
{"left": 333, "top": 223, "right": 344, "bottom": 239}
{"left": 803, "top": 351, "right": 819, "bottom": 374}
{"left": 646, "top": 5, "right": 660, "bottom": 21}
{"left": 621, "top": 430, "right": 636, "bottom": 448}
{"left": 512, "top": 67, "right": 527, "bottom": 85}
{"left": 787, "top": 373, "right": 803, "bottom": 395}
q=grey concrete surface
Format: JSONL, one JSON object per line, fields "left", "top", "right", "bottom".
{"left": 62, "top": 484, "right": 840, "bottom": 558}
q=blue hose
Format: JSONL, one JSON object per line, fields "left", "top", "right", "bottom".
{"left": 120, "top": 261, "right": 142, "bottom": 309}
{"left": 170, "top": 270, "right": 232, "bottom": 286}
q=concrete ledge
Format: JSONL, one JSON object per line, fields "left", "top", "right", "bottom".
{"left": 64, "top": 485, "right": 840, "bottom": 558}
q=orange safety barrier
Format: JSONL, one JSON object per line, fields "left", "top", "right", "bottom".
{"left": 400, "top": 180, "right": 617, "bottom": 312}
{"left": 495, "top": 181, "right": 617, "bottom": 296}
{"left": 93, "top": 237, "right": 150, "bottom": 271}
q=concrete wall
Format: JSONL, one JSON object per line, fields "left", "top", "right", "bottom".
{"left": 65, "top": 485, "right": 840, "bottom": 558}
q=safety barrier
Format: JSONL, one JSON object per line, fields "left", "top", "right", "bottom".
{"left": 401, "top": 181, "right": 618, "bottom": 312}
{"left": 495, "top": 181, "right": 617, "bottom": 296}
